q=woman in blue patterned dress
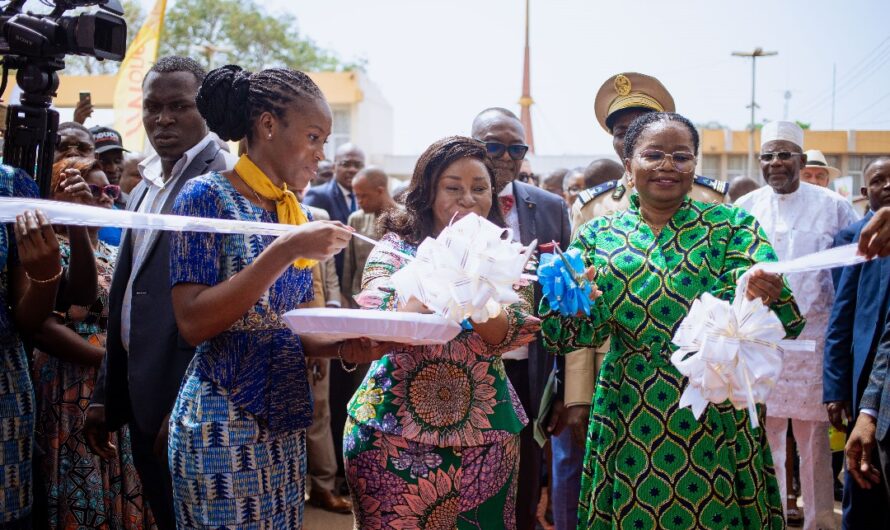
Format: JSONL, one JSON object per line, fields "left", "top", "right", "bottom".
{"left": 0, "top": 166, "right": 75, "bottom": 528}
{"left": 167, "top": 65, "right": 388, "bottom": 528}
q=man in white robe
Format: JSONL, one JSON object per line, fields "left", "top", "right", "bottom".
{"left": 736, "top": 121, "right": 860, "bottom": 530}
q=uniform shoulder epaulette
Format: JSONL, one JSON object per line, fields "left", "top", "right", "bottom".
{"left": 694, "top": 175, "right": 729, "bottom": 196}
{"left": 576, "top": 180, "right": 618, "bottom": 207}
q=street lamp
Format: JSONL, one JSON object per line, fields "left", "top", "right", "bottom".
{"left": 732, "top": 47, "right": 777, "bottom": 182}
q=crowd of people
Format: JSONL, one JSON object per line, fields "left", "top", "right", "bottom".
{"left": 0, "top": 57, "right": 890, "bottom": 530}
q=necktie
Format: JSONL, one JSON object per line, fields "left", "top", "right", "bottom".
{"left": 499, "top": 195, "right": 515, "bottom": 215}
{"left": 349, "top": 192, "right": 357, "bottom": 213}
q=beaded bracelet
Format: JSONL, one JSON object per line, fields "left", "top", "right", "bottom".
{"left": 337, "top": 341, "right": 357, "bottom": 372}
{"left": 26, "top": 267, "right": 63, "bottom": 284}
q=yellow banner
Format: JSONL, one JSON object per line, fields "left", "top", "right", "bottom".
{"left": 112, "top": 0, "right": 167, "bottom": 151}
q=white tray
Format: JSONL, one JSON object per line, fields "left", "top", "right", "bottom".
{"left": 283, "top": 308, "right": 462, "bottom": 345}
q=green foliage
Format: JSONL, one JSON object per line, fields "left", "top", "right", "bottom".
{"left": 159, "top": 0, "right": 358, "bottom": 72}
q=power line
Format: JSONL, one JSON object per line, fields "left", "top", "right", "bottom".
{"left": 796, "top": 36, "right": 890, "bottom": 111}
{"left": 797, "top": 36, "right": 890, "bottom": 116}
{"left": 843, "top": 91, "right": 890, "bottom": 125}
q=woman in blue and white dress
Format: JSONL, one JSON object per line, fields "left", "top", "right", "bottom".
{"left": 167, "top": 65, "right": 388, "bottom": 528}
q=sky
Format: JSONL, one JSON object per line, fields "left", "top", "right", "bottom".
{"left": 137, "top": 0, "right": 890, "bottom": 156}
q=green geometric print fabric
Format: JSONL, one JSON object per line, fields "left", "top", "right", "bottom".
{"left": 541, "top": 195, "right": 805, "bottom": 530}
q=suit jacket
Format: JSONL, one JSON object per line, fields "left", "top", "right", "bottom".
{"left": 823, "top": 211, "right": 890, "bottom": 411}
{"left": 831, "top": 220, "right": 859, "bottom": 288}
{"left": 860, "top": 316, "right": 890, "bottom": 441}
{"left": 512, "top": 180, "right": 572, "bottom": 417}
{"left": 342, "top": 210, "right": 379, "bottom": 303}
{"left": 303, "top": 205, "right": 341, "bottom": 306}
{"left": 304, "top": 179, "right": 352, "bottom": 281}
{"left": 92, "top": 142, "right": 229, "bottom": 435}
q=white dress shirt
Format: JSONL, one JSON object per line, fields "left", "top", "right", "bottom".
{"left": 120, "top": 134, "right": 236, "bottom": 351}
{"left": 498, "top": 181, "right": 528, "bottom": 361}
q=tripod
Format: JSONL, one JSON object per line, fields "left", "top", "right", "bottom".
{"left": 1, "top": 56, "right": 64, "bottom": 198}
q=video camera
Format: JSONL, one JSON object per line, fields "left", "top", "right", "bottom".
{"left": 0, "top": 0, "right": 127, "bottom": 197}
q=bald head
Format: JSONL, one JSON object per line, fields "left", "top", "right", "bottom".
{"left": 470, "top": 107, "right": 527, "bottom": 192}
{"left": 334, "top": 143, "right": 366, "bottom": 191}
{"left": 729, "top": 176, "right": 761, "bottom": 203}
{"left": 471, "top": 108, "right": 521, "bottom": 138}
{"left": 583, "top": 159, "right": 625, "bottom": 188}
{"left": 352, "top": 166, "right": 394, "bottom": 215}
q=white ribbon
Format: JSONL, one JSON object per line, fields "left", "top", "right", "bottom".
{"left": 671, "top": 245, "right": 866, "bottom": 428}
{"left": 389, "top": 213, "right": 535, "bottom": 324}
{"left": 0, "top": 196, "right": 423, "bottom": 261}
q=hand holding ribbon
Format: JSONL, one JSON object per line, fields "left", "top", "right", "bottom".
{"left": 388, "top": 213, "right": 535, "bottom": 324}
{"left": 538, "top": 246, "right": 600, "bottom": 316}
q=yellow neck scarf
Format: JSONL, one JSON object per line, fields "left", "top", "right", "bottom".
{"left": 235, "top": 154, "right": 316, "bottom": 269}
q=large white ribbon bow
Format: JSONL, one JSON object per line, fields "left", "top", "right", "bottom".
{"left": 389, "top": 213, "right": 535, "bottom": 324}
{"left": 670, "top": 280, "right": 814, "bottom": 428}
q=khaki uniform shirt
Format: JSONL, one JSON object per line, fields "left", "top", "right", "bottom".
{"left": 342, "top": 210, "right": 380, "bottom": 306}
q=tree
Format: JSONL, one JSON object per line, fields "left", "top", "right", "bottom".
{"left": 63, "top": 0, "right": 146, "bottom": 75}
{"left": 159, "top": 0, "right": 360, "bottom": 72}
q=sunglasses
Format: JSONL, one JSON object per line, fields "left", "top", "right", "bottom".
{"left": 485, "top": 142, "right": 529, "bottom": 161}
{"left": 759, "top": 151, "right": 802, "bottom": 163}
{"left": 89, "top": 184, "right": 121, "bottom": 200}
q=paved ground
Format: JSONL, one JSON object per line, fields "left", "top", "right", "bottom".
{"left": 304, "top": 505, "right": 353, "bottom": 529}
{"left": 303, "top": 500, "right": 842, "bottom": 529}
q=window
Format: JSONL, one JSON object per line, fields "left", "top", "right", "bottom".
{"left": 324, "top": 106, "right": 352, "bottom": 160}
{"left": 726, "top": 155, "right": 748, "bottom": 179}
{"left": 701, "top": 155, "right": 720, "bottom": 178}
{"left": 848, "top": 155, "right": 869, "bottom": 191}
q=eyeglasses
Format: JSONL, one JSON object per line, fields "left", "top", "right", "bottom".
{"left": 636, "top": 150, "right": 697, "bottom": 172}
{"left": 759, "top": 151, "right": 802, "bottom": 163}
{"left": 89, "top": 184, "right": 121, "bottom": 200}
{"left": 485, "top": 142, "right": 529, "bottom": 161}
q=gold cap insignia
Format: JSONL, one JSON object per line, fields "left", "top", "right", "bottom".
{"left": 614, "top": 74, "right": 631, "bottom": 96}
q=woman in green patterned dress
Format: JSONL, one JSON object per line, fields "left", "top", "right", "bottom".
{"left": 541, "top": 112, "right": 806, "bottom": 530}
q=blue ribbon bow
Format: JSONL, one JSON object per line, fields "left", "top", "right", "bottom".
{"left": 538, "top": 248, "right": 593, "bottom": 316}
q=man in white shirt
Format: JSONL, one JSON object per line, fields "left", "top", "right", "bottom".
{"left": 736, "top": 121, "right": 860, "bottom": 530}
{"left": 83, "top": 56, "right": 235, "bottom": 530}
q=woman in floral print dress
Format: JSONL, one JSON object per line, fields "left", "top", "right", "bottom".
{"left": 344, "top": 136, "right": 540, "bottom": 529}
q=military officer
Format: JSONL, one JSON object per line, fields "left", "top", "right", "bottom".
{"left": 570, "top": 72, "right": 728, "bottom": 236}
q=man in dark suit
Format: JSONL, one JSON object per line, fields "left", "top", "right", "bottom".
{"left": 471, "top": 107, "right": 572, "bottom": 530}
{"left": 847, "top": 316, "right": 890, "bottom": 508}
{"left": 826, "top": 157, "right": 890, "bottom": 527}
{"left": 302, "top": 142, "right": 366, "bottom": 483}
{"left": 82, "top": 56, "right": 235, "bottom": 529}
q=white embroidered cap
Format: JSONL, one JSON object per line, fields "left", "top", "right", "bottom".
{"left": 761, "top": 121, "right": 804, "bottom": 149}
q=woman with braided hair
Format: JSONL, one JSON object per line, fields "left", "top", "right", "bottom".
{"left": 166, "top": 64, "right": 390, "bottom": 528}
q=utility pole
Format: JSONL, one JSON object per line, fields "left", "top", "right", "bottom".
{"left": 732, "top": 47, "right": 777, "bottom": 182}
{"left": 831, "top": 63, "right": 837, "bottom": 131}
{"left": 784, "top": 90, "right": 791, "bottom": 120}
{"left": 518, "top": 0, "right": 535, "bottom": 153}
